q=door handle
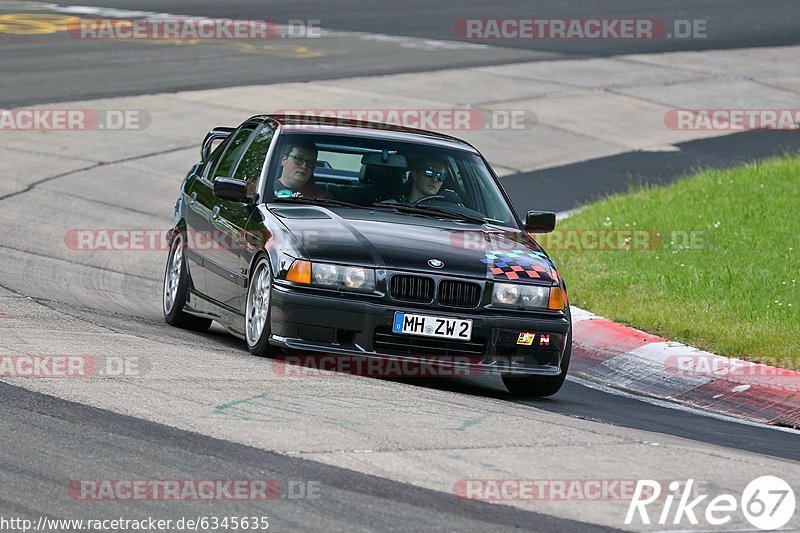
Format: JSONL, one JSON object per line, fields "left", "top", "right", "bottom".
{"left": 189, "top": 192, "right": 197, "bottom": 205}
{"left": 211, "top": 205, "right": 220, "bottom": 219}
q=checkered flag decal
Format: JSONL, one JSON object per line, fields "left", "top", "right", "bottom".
{"left": 482, "top": 250, "right": 559, "bottom": 282}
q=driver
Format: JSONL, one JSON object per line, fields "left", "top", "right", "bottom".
{"left": 396, "top": 155, "right": 461, "bottom": 204}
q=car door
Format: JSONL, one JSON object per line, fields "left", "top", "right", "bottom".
{"left": 205, "top": 123, "right": 276, "bottom": 308}
{"left": 183, "top": 135, "right": 234, "bottom": 296}
{"left": 194, "top": 124, "right": 257, "bottom": 305}
{"left": 225, "top": 123, "right": 277, "bottom": 312}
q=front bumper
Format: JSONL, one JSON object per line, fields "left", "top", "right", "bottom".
{"left": 269, "top": 283, "right": 570, "bottom": 376}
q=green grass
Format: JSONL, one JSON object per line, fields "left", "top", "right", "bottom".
{"left": 548, "top": 155, "right": 800, "bottom": 368}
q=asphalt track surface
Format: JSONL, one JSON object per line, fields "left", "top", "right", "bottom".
{"left": 506, "top": 130, "right": 800, "bottom": 214}
{"left": 1, "top": 1, "right": 800, "bottom": 532}
{"left": 2, "top": 0, "right": 800, "bottom": 105}
{"left": 1, "top": 381, "right": 614, "bottom": 533}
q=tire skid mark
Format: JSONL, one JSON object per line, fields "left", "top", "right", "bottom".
{"left": 0, "top": 143, "right": 195, "bottom": 202}
{"left": 43, "top": 188, "right": 165, "bottom": 218}
{"left": 0, "top": 243, "right": 158, "bottom": 283}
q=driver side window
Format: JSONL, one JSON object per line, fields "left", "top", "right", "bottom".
{"left": 232, "top": 126, "right": 274, "bottom": 195}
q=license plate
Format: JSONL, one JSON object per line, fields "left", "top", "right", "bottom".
{"left": 392, "top": 312, "right": 473, "bottom": 341}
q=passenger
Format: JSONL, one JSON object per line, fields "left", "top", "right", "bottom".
{"left": 273, "top": 143, "right": 332, "bottom": 199}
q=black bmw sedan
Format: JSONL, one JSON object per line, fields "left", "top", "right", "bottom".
{"left": 163, "top": 114, "right": 571, "bottom": 396}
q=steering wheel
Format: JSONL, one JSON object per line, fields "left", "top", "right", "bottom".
{"left": 412, "top": 195, "right": 447, "bottom": 205}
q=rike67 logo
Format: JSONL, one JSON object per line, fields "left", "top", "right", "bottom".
{"left": 626, "top": 476, "right": 795, "bottom": 530}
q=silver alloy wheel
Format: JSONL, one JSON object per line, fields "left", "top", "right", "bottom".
{"left": 163, "top": 235, "right": 183, "bottom": 315}
{"left": 246, "top": 260, "right": 271, "bottom": 345}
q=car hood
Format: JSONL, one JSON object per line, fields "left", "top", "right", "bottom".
{"left": 271, "top": 206, "right": 559, "bottom": 284}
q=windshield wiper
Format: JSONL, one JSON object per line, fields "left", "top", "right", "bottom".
{"left": 272, "top": 196, "right": 369, "bottom": 210}
{"left": 373, "top": 202, "right": 488, "bottom": 225}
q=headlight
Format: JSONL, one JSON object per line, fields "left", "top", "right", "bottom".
{"left": 305, "top": 262, "right": 375, "bottom": 292}
{"left": 343, "top": 267, "right": 367, "bottom": 289}
{"left": 313, "top": 263, "right": 339, "bottom": 285}
{"left": 492, "top": 282, "right": 550, "bottom": 309}
{"left": 493, "top": 283, "right": 519, "bottom": 305}
{"left": 520, "top": 285, "right": 549, "bottom": 308}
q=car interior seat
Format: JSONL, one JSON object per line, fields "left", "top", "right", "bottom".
{"left": 359, "top": 164, "right": 408, "bottom": 203}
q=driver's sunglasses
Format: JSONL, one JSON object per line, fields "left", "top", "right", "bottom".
{"left": 287, "top": 153, "right": 317, "bottom": 168}
{"left": 421, "top": 168, "right": 448, "bottom": 182}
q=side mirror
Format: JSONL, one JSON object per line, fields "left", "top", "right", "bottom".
{"left": 213, "top": 177, "right": 250, "bottom": 203}
{"left": 524, "top": 211, "right": 556, "bottom": 233}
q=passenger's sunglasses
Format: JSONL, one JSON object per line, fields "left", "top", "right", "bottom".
{"left": 286, "top": 153, "right": 317, "bottom": 168}
{"left": 421, "top": 168, "right": 448, "bottom": 182}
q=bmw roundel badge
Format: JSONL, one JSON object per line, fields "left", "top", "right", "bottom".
{"left": 428, "top": 258, "right": 444, "bottom": 269}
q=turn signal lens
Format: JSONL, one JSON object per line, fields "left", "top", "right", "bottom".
{"left": 286, "top": 260, "right": 311, "bottom": 284}
{"left": 548, "top": 286, "right": 566, "bottom": 310}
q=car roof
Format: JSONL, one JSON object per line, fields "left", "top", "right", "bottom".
{"left": 249, "top": 114, "right": 480, "bottom": 153}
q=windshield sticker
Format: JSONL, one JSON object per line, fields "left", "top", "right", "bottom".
{"left": 275, "top": 189, "right": 303, "bottom": 198}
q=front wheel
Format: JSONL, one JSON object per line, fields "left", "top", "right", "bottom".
{"left": 163, "top": 232, "right": 212, "bottom": 332}
{"left": 245, "top": 257, "right": 278, "bottom": 356}
{"left": 502, "top": 329, "right": 572, "bottom": 397}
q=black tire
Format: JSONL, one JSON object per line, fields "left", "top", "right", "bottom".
{"left": 502, "top": 328, "right": 572, "bottom": 397}
{"left": 245, "top": 256, "right": 279, "bottom": 357}
{"left": 163, "top": 232, "right": 212, "bottom": 332}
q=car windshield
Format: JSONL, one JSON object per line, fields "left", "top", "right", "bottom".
{"left": 266, "top": 132, "right": 519, "bottom": 227}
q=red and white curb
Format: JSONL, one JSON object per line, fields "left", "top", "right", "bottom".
{"left": 569, "top": 306, "right": 800, "bottom": 429}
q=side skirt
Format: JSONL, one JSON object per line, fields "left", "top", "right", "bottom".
{"left": 185, "top": 289, "right": 246, "bottom": 340}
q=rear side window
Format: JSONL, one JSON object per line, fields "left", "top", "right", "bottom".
{"left": 201, "top": 137, "right": 231, "bottom": 180}
{"left": 212, "top": 127, "right": 255, "bottom": 179}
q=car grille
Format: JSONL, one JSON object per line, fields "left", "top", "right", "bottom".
{"left": 390, "top": 275, "right": 434, "bottom": 303}
{"left": 373, "top": 327, "right": 486, "bottom": 357}
{"left": 438, "top": 280, "right": 482, "bottom": 308}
